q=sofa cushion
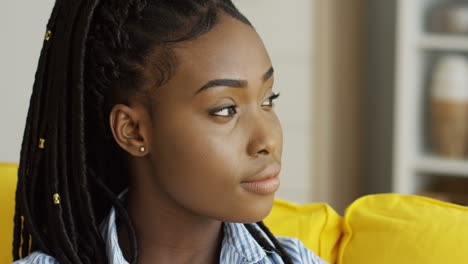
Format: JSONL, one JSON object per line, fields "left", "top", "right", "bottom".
{"left": 0, "top": 163, "right": 18, "bottom": 264}
{"left": 338, "top": 193, "right": 468, "bottom": 264}
{"left": 265, "top": 199, "right": 343, "bottom": 264}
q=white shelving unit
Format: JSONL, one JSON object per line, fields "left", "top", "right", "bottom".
{"left": 419, "top": 34, "right": 468, "bottom": 51}
{"left": 414, "top": 156, "right": 468, "bottom": 176}
{"left": 394, "top": 0, "right": 468, "bottom": 195}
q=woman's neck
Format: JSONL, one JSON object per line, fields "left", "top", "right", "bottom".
{"left": 118, "top": 186, "right": 223, "bottom": 264}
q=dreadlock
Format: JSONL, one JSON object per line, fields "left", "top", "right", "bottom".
{"left": 13, "top": 0, "right": 293, "bottom": 263}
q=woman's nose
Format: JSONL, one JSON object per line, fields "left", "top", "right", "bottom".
{"left": 246, "top": 113, "right": 280, "bottom": 157}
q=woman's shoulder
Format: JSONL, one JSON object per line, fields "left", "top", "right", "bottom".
{"left": 275, "top": 236, "right": 329, "bottom": 264}
{"left": 12, "top": 251, "right": 58, "bottom": 264}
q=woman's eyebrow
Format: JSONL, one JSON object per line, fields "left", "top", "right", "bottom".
{"left": 194, "top": 66, "right": 274, "bottom": 95}
{"left": 262, "top": 66, "right": 274, "bottom": 82}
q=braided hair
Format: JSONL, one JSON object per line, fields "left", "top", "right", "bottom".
{"left": 13, "top": 0, "right": 293, "bottom": 263}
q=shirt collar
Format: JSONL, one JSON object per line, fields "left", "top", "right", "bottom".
{"left": 222, "top": 222, "right": 268, "bottom": 263}
{"left": 101, "top": 201, "right": 128, "bottom": 264}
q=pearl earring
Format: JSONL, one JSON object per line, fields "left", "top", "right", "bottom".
{"left": 139, "top": 146, "right": 146, "bottom": 153}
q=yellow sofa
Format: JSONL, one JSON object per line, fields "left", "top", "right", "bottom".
{"left": 2, "top": 163, "right": 468, "bottom": 264}
{"left": 1, "top": 163, "right": 18, "bottom": 264}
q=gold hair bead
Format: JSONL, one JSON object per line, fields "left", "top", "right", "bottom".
{"left": 53, "top": 193, "right": 61, "bottom": 205}
{"left": 139, "top": 146, "right": 145, "bottom": 153}
{"left": 39, "top": 138, "right": 45, "bottom": 149}
{"left": 45, "top": 30, "right": 52, "bottom": 41}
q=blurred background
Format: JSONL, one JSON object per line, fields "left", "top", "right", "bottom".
{"left": 2, "top": 0, "right": 468, "bottom": 214}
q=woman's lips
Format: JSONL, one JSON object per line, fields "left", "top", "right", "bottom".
{"left": 241, "top": 164, "right": 281, "bottom": 195}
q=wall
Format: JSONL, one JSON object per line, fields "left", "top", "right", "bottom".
{"left": 365, "top": 0, "right": 397, "bottom": 194}
{"left": 312, "top": 0, "right": 366, "bottom": 213}
{"left": 0, "top": 1, "right": 56, "bottom": 163}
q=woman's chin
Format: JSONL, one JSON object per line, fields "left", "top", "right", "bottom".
{"left": 223, "top": 194, "right": 276, "bottom": 223}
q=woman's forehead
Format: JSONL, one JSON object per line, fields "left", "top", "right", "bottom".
{"left": 170, "top": 13, "right": 272, "bottom": 90}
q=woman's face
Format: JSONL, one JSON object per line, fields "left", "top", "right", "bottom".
{"left": 136, "top": 12, "right": 282, "bottom": 223}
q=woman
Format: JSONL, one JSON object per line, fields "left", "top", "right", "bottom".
{"left": 12, "top": 0, "right": 327, "bottom": 263}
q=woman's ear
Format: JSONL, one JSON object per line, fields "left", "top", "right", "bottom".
{"left": 109, "top": 103, "right": 150, "bottom": 157}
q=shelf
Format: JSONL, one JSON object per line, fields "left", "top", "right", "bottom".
{"left": 394, "top": 0, "right": 468, "bottom": 194}
{"left": 414, "top": 155, "right": 468, "bottom": 177}
{"left": 418, "top": 34, "right": 468, "bottom": 52}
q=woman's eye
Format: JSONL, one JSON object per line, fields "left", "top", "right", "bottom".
{"left": 210, "top": 105, "right": 237, "bottom": 117}
{"left": 261, "top": 92, "right": 280, "bottom": 107}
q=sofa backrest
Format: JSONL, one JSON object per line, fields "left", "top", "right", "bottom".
{"left": 0, "top": 163, "right": 18, "bottom": 264}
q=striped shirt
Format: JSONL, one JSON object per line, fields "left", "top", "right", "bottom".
{"left": 14, "top": 199, "right": 328, "bottom": 264}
